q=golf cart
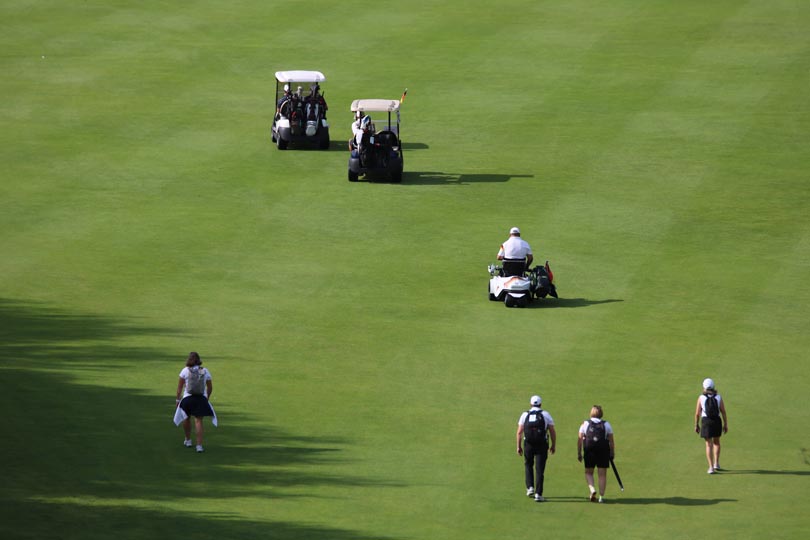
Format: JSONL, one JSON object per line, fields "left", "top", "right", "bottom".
{"left": 487, "top": 260, "right": 558, "bottom": 307}
{"left": 271, "top": 70, "right": 330, "bottom": 150}
{"left": 348, "top": 99, "right": 403, "bottom": 182}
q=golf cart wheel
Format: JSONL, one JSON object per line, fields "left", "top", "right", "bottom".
{"left": 277, "top": 136, "right": 288, "bottom": 150}
{"left": 348, "top": 169, "right": 359, "bottom": 182}
{"left": 391, "top": 168, "right": 402, "bottom": 183}
{"left": 319, "top": 136, "right": 330, "bottom": 150}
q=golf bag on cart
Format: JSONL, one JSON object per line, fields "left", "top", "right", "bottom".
{"left": 304, "top": 100, "right": 325, "bottom": 137}
{"left": 279, "top": 96, "right": 305, "bottom": 135}
{"left": 530, "top": 261, "right": 558, "bottom": 299}
{"left": 359, "top": 131, "right": 389, "bottom": 169}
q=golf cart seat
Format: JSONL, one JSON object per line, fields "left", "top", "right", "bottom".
{"left": 277, "top": 99, "right": 291, "bottom": 119}
{"left": 501, "top": 259, "right": 527, "bottom": 277}
{"left": 375, "top": 130, "right": 399, "bottom": 147}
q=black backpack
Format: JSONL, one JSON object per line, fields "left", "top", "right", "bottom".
{"left": 583, "top": 420, "right": 608, "bottom": 451}
{"left": 703, "top": 392, "right": 720, "bottom": 419}
{"left": 523, "top": 410, "right": 547, "bottom": 447}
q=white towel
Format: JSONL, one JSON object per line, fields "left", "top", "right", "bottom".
{"left": 210, "top": 402, "right": 218, "bottom": 427}
{"left": 173, "top": 405, "right": 188, "bottom": 426}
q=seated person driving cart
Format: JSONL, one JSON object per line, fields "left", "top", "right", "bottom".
{"left": 276, "top": 84, "right": 292, "bottom": 119}
{"left": 349, "top": 114, "right": 374, "bottom": 156}
{"left": 497, "top": 227, "right": 534, "bottom": 276}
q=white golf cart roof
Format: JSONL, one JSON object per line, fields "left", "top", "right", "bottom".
{"left": 350, "top": 99, "right": 400, "bottom": 113}
{"left": 275, "top": 70, "right": 326, "bottom": 83}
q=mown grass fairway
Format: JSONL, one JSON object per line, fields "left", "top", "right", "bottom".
{"left": 2, "top": 1, "right": 809, "bottom": 539}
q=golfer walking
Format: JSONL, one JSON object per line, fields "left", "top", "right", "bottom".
{"left": 577, "top": 405, "right": 615, "bottom": 503}
{"left": 176, "top": 352, "right": 214, "bottom": 453}
{"left": 516, "top": 395, "right": 556, "bottom": 502}
{"left": 695, "top": 378, "right": 728, "bottom": 473}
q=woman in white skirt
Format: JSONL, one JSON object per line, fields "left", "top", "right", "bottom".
{"left": 176, "top": 352, "right": 214, "bottom": 452}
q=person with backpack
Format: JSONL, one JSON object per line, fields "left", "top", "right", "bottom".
{"left": 577, "top": 405, "right": 615, "bottom": 503}
{"left": 175, "top": 352, "right": 214, "bottom": 453}
{"left": 516, "top": 395, "right": 557, "bottom": 502}
{"left": 695, "top": 378, "right": 728, "bottom": 474}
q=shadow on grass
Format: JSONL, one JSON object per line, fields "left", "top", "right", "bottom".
{"left": 547, "top": 496, "right": 735, "bottom": 506}
{"left": 2, "top": 499, "right": 395, "bottom": 540}
{"left": 286, "top": 141, "right": 429, "bottom": 153}
{"left": 526, "top": 297, "right": 624, "bottom": 309}
{"left": 607, "top": 497, "right": 736, "bottom": 506}
{"left": 404, "top": 171, "right": 533, "bottom": 185}
{"left": 801, "top": 447, "right": 810, "bottom": 466}
{"left": 323, "top": 141, "right": 353, "bottom": 153}
{"left": 0, "top": 298, "right": 401, "bottom": 540}
{"left": 276, "top": 144, "right": 344, "bottom": 153}
{"left": 267, "top": 136, "right": 343, "bottom": 152}
{"left": 0, "top": 298, "right": 184, "bottom": 362}
{"left": 716, "top": 469, "right": 810, "bottom": 476}
{"left": 401, "top": 141, "right": 429, "bottom": 150}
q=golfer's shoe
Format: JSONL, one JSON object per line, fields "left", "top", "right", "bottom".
{"left": 183, "top": 439, "right": 193, "bottom": 447}
{"left": 196, "top": 445, "right": 204, "bottom": 453}
{"left": 526, "top": 487, "right": 535, "bottom": 497}
{"left": 713, "top": 465, "right": 722, "bottom": 471}
{"left": 598, "top": 496, "right": 604, "bottom": 503}
{"left": 707, "top": 467, "right": 715, "bottom": 474}
{"left": 589, "top": 491, "right": 597, "bottom": 502}
{"left": 534, "top": 494, "right": 544, "bottom": 502}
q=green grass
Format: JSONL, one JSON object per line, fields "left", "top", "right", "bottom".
{"left": 2, "top": 1, "right": 810, "bottom": 539}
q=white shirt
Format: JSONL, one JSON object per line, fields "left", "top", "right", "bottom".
{"left": 351, "top": 120, "right": 368, "bottom": 147}
{"left": 498, "top": 236, "right": 533, "bottom": 260}
{"left": 518, "top": 407, "right": 555, "bottom": 427}
{"left": 179, "top": 366, "right": 212, "bottom": 398}
{"left": 578, "top": 417, "right": 613, "bottom": 436}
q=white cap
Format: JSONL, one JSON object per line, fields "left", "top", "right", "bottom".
{"left": 510, "top": 227, "right": 520, "bottom": 235}
{"left": 530, "top": 395, "right": 542, "bottom": 406}
{"left": 702, "top": 378, "right": 715, "bottom": 390}
{"left": 283, "top": 84, "right": 290, "bottom": 92}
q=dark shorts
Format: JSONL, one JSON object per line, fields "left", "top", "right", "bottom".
{"left": 583, "top": 446, "right": 610, "bottom": 469}
{"left": 701, "top": 416, "right": 723, "bottom": 439}
{"left": 180, "top": 395, "right": 214, "bottom": 418}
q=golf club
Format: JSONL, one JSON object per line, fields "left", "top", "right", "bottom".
{"left": 610, "top": 458, "right": 624, "bottom": 491}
